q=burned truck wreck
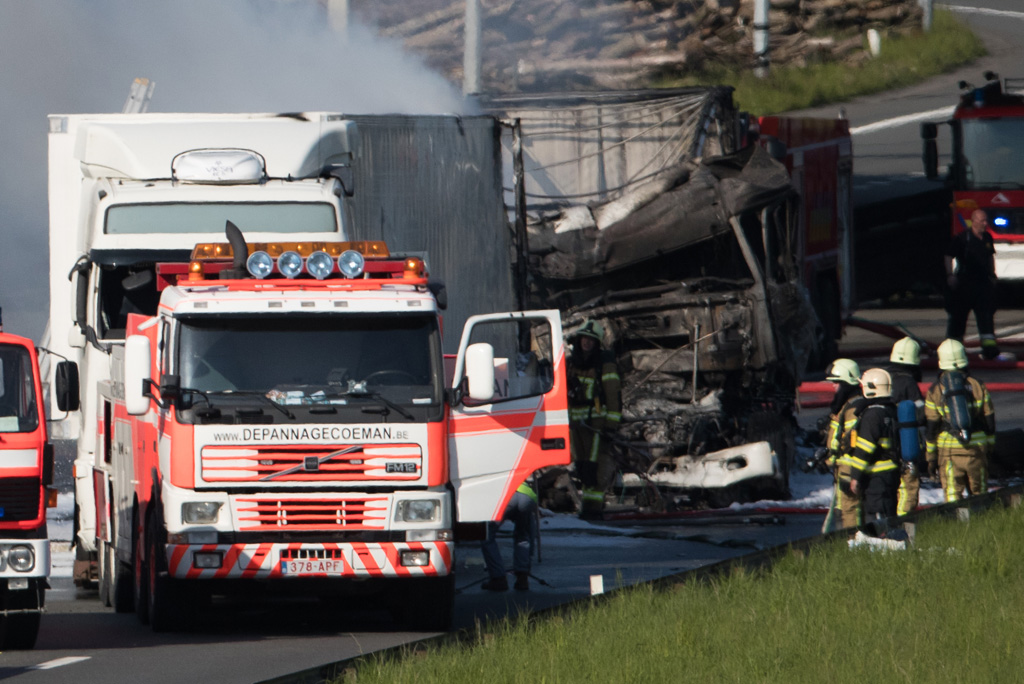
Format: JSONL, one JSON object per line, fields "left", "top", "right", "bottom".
{"left": 484, "top": 88, "right": 824, "bottom": 509}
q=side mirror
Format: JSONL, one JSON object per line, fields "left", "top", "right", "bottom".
{"left": 465, "top": 343, "right": 495, "bottom": 402}
{"left": 159, "top": 373, "right": 181, "bottom": 401}
{"left": 55, "top": 361, "right": 80, "bottom": 412}
{"left": 124, "top": 335, "right": 151, "bottom": 416}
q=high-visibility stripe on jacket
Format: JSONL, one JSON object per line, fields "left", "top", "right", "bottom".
{"left": 516, "top": 482, "right": 538, "bottom": 503}
{"left": 923, "top": 373, "right": 995, "bottom": 458}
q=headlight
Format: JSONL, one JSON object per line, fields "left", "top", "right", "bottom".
{"left": 182, "top": 502, "right": 222, "bottom": 524}
{"left": 7, "top": 545, "right": 35, "bottom": 572}
{"left": 395, "top": 499, "right": 439, "bottom": 523}
{"left": 338, "top": 250, "right": 365, "bottom": 279}
{"left": 278, "top": 250, "right": 304, "bottom": 278}
{"left": 246, "top": 250, "right": 274, "bottom": 279}
{"left": 306, "top": 251, "right": 334, "bottom": 280}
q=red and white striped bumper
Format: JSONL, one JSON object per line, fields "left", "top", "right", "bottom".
{"left": 166, "top": 541, "right": 453, "bottom": 579}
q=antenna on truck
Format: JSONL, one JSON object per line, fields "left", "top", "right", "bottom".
{"left": 123, "top": 77, "right": 155, "bottom": 114}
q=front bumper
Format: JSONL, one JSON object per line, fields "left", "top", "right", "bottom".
{"left": 165, "top": 540, "right": 453, "bottom": 580}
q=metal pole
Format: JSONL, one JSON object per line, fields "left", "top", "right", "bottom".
{"left": 463, "top": 0, "right": 482, "bottom": 95}
{"left": 919, "top": 0, "right": 933, "bottom": 32}
{"left": 753, "top": 0, "right": 770, "bottom": 78}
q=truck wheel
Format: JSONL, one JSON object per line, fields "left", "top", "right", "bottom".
{"left": 112, "top": 559, "right": 134, "bottom": 614}
{"left": 395, "top": 575, "right": 455, "bottom": 632}
{"left": 133, "top": 523, "right": 149, "bottom": 625}
{"left": 747, "top": 410, "right": 793, "bottom": 500}
{"left": 146, "top": 519, "right": 186, "bottom": 632}
{"left": 0, "top": 580, "right": 45, "bottom": 650}
{"left": 98, "top": 542, "right": 112, "bottom": 607}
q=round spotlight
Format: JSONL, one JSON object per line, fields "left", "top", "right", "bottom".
{"left": 278, "top": 251, "right": 303, "bottom": 278}
{"left": 338, "top": 250, "right": 365, "bottom": 279}
{"left": 7, "top": 545, "right": 34, "bottom": 572}
{"left": 246, "top": 251, "right": 274, "bottom": 279}
{"left": 307, "top": 251, "right": 334, "bottom": 280}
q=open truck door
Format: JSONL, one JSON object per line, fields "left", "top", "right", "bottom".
{"left": 449, "top": 310, "right": 569, "bottom": 522}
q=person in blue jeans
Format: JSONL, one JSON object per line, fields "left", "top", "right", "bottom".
{"left": 480, "top": 483, "right": 537, "bottom": 592}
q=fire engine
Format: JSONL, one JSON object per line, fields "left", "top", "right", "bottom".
{"left": 0, "top": 323, "right": 56, "bottom": 649}
{"left": 923, "top": 72, "right": 1024, "bottom": 279}
{"left": 62, "top": 225, "right": 569, "bottom": 631}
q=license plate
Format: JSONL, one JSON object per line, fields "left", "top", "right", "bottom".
{"left": 7, "top": 578, "right": 28, "bottom": 590}
{"left": 280, "top": 559, "right": 345, "bottom": 575}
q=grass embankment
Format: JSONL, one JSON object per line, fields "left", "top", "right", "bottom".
{"left": 344, "top": 503, "right": 1024, "bottom": 683}
{"left": 662, "top": 9, "right": 985, "bottom": 115}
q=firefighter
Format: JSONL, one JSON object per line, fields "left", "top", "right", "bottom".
{"left": 924, "top": 339, "right": 995, "bottom": 502}
{"left": 823, "top": 358, "right": 864, "bottom": 531}
{"left": 846, "top": 368, "right": 900, "bottom": 521}
{"left": 567, "top": 319, "right": 622, "bottom": 515}
{"left": 886, "top": 337, "right": 925, "bottom": 516}
{"left": 480, "top": 482, "right": 538, "bottom": 592}
{"left": 945, "top": 208, "right": 1000, "bottom": 359}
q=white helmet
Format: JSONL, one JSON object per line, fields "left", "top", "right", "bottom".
{"left": 890, "top": 337, "right": 921, "bottom": 366}
{"left": 860, "top": 368, "right": 892, "bottom": 399}
{"left": 937, "top": 339, "right": 968, "bottom": 371}
{"left": 826, "top": 358, "right": 861, "bottom": 387}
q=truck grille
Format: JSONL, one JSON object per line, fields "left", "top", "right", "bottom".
{"left": 236, "top": 496, "right": 388, "bottom": 531}
{"left": 201, "top": 444, "right": 422, "bottom": 483}
{"left": 0, "top": 478, "right": 41, "bottom": 522}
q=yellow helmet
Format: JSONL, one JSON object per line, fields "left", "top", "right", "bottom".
{"left": 890, "top": 337, "right": 921, "bottom": 366}
{"left": 826, "top": 358, "right": 861, "bottom": 386}
{"left": 860, "top": 368, "right": 892, "bottom": 399}
{"left": 574, "top": 319, "right": 605, "bottom": 343}
{"left": 937, "top": 339, "right": 968, "bottom": 370}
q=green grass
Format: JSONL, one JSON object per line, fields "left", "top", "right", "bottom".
{"left": 342, "top": 503, "right": 1024, "bottom": 683}
{"left": 658, "top": 9, "right": 985, "bottom": 115}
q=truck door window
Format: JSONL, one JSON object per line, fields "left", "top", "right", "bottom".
{"left": 0, "top": 345, "right": 38, "bottom": 433}
{"left": 463, "top": 319, "right": 554, "bottom": 404}
{"left": 96, "top": 265, "right": 160, "bottom": 340}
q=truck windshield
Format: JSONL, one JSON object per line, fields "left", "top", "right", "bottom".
{"left": 0, "top": 345, "right": 39, "bottom": 434}
{"left": 176, "top": 314, "right": 442, "bottom": 408}
{"left": 105, "top": 202, "right": 337, "bottom": 234}
{"left": 961, "top": 118, "right": 1024, "bottom": 189}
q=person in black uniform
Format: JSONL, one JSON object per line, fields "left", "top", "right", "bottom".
{"left": 848, "top": 368, "right": 900, "bottom": 520}
{"left": 945, "top": 208, "right": 999, "bottom": 359}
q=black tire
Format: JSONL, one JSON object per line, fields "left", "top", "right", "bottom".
{"left": 396, "top": 575, "right": 455, "bottom": 632}
{"left": 146, "top": 517, "right": 187, "bottom": 633}
{"left": 0, "top": 580, "right": 44, "bottom": 650}
{"left": 747, "top": 410, "right": 793, "bottom": 500}
{"left": 98, "top": 542, "right": 112, "bottom": 608}
{"left": 113, "top": 558, "right": 134, "bottom": 613}
{"left": 133, "top": 517, "right": 149, "bottom": 625}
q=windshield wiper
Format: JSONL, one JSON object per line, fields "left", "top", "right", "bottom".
{"left": 207, "top": 390, "right": 296, "bottom": 420}
{"left": 326, "top": 389, "right": 414, "bottom": 421}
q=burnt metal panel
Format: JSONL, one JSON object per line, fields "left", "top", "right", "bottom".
{"left": 343, "top": 115, "right": 514, "bottom": 352}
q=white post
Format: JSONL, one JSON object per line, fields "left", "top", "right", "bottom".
{"left": 919, "top": 0, "right": 933, "bottom": 32}
{"left": 463, "top": 0, "right": 482, "bottom": 95}
{"left": 753, "top": 0, "right": 770, "bottom": 78}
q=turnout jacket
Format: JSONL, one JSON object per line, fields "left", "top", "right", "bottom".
{"left": 568, "top": 349, "right": 622, "bottom": 428}
{"left": 924, "top": 373, "right": 995, "bottom": 462}
{"left": 840, "top": 401, "right": 899, "bottom": 489}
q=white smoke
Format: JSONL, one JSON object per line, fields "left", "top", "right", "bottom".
{"left": 0, "top": 0, "right": 467, "bottom": 340}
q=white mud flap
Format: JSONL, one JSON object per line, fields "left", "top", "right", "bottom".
{"left": 449, "top": 310, "right": 570, "bottom": 522}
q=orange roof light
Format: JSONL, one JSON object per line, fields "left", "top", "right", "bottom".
{"left": 190, "top": 240, "right": 390, "bottom": 261}
{"left": 188, "top": 261, "right": 205, "bottom": 281}
{"left": 403, "top": 257, "right": 425, "bottom": 279}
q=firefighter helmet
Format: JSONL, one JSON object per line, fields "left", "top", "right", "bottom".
{"left": 860, "top": 368, "right": 892, "bottom": 399}
{"left": 890, "top": 337, "right": 921, "bottom": 366}
{"left": 826, "top": 358, "right": 861, "bottom": 386}
{"left": 574, "top": 319, "right": 605, "bottom": 343}
{"left": 937, "top": 338, "right": 969, "bottom": 371}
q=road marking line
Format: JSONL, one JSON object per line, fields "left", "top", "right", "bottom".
{"left": 944, "top": 5, "right": 1024, "bottom": 20}
{"left": 29, "top": 656, "right": 91, "bottom": 670}
{"left": 850, "top": 106, "right": 954, "bottom": 136}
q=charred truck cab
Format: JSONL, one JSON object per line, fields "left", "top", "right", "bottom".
{"left": 71, "top": 231, "right": 569, "bottom": 631}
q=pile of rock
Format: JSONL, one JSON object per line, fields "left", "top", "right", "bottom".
{"left": 347, "top": 0, "right": 925, "bottom": 92}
